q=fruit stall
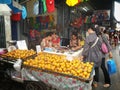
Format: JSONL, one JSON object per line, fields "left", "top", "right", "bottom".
{"left": 0, "top": 48, "right": 94, "bottom": 90}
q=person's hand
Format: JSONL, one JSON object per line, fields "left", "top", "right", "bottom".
{"left": 109, "top": 52, "right": 113, "bottom": 58}
{"left": 79, "top": 56, "right": 84, "bottom": 61}
{"left": 71, "top": 47, "right": 76, "bottom": 51}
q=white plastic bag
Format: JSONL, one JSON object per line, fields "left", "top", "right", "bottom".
{"left": 13, "top": 59, "right": 22, "bottom": 71}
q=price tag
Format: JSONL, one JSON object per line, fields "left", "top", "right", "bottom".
{"left": 36, "top": 45, "right": 41, "bottom": 53}
{"left": 66, "top": 54, "right": 73, "bottom": 61}
{"left": 17, "top": 40, "right": 28, "bottom": 50}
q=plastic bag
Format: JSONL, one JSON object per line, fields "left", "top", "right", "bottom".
{"left": 33, "top": 1, "right": 39, "bottom": 15}
{"left": 13, "top": 59, "right": 22, "bottom": 71}
{"left": 22, "top": 6, "right": 27, "bottom": 19}
{"left": 107, "top": 59, "right": 117, "bottom": 75}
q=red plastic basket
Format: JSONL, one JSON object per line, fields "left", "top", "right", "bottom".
{"left": 11, "top": 12, "right": 21, "bottom": 21}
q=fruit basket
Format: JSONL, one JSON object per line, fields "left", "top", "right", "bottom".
{"left": 23, "top": 52, "right": 94, "bottom": 82}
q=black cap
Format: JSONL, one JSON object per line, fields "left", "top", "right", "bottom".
{"left": 87, "top": 24, "right": 95, "bottom": 31}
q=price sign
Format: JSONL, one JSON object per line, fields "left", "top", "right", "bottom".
{"left": 17, "top": 40, "right": 28, "bottom": 50}
{"left": 36, "top": 45, "right": 41, "bottom": 53}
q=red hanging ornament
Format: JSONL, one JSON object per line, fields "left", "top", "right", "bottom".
{"left": 46, "top": 0, "right": 55, "bottom": 13}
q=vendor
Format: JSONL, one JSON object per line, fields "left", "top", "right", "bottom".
{"left": 79, "top": 35, "right": 85, "bottom": 47}
{"left": 70, "top": 32, "right": 82, "bottom": 51}
{"left": 51, "top": 32, "right": 60, "bottom": 48}
{"left": 41, "top": 32, "right": 52, "bottom": 50}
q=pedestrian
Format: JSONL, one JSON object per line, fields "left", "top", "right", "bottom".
{"left": 82, "top": 24, "right": 103, "bottom": 87}
{"left": 114, "top": 32, "right": 119, "bottom": 47}
{"left": 98, "top": 30, "right": 113, "bottom": 88}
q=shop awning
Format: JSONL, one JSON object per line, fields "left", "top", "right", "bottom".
{"left": 0, "top": 4, "right": 11, "bottom": 16}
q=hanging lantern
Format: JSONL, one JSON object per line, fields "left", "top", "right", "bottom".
{"left": 66, "top": 0, "right": 79, "bottom": 6}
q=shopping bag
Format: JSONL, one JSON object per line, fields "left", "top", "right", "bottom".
{"left": 107, "top": 59, "right": 117, "bottom": 75}
{"left": 13, "top": 59, "right": 22, "bottom": 71}
{"left": 101, "top": 42, "right": 108, "bottom": 54}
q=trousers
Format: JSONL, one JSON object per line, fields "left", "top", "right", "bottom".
{"left": 94, "top": 58, "right": 111, "bottom": 84}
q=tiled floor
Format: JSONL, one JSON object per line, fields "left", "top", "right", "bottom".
{"left": 0, "top": 46, "right": 120, "bottom": 90}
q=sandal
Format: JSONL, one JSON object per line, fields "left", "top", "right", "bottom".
{"left": 103, "top": 84, "right": 111, "bottom": 88}
{"left": 92, "top": 81, "right": 98, "bottom": 87}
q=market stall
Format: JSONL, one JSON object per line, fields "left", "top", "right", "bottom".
{"left": 22, "top": 67, "right": 94, "bottom": 90}
{"left": 0, "top": 47, "right": 94, "bottom": 90}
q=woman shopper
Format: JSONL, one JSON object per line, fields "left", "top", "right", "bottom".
{"left": 82, "top": 24, "right": 103, "bottom": 87}
{"left": 99, "top": 30, "right": 113, "bottom": 88}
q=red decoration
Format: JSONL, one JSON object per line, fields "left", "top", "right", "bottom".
{"left": 46, "top": 0, "right": 55, "bottom": 13}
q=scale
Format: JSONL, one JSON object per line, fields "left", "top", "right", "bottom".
{"left": 7, "top": 40, "right": 17, "bottom": 52}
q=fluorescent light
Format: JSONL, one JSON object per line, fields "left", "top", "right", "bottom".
{"left": 82, "top": 6, "right": 89, "bottom": 12}
{"left": 82, "top": 7, "right": 87, "bottom": 12}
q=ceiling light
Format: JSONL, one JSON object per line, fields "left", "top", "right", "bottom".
{"left": 82, "top": 6, "right": 89, "bottom": 12}
{"left": 82, "top": 7, "right": 87, "bottom": 12}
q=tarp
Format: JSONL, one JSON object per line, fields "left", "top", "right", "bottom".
{"left": 0, "top": 0, "right": 11, "bottom": 4}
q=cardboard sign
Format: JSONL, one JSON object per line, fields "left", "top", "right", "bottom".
{"left": 36, "top": 45, "right": 41, "bottom": 53}
{"left": 17, "top": 40, "right": 28, "bottom": 50}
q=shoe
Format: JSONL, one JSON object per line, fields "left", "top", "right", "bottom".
{"left": 92, "top": 82, "right": 98, "bottom": 87}
{"left": 103, "top": 84, "right": 111, "bottom": 88}
{"left": 93, "top": 83, "right": 98, "bottom": 87}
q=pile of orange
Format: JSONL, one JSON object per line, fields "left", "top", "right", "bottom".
{"left": 23, "top": 52, "right": 94, "bottom": 79}
{"left": 3, "top": 49, "right": 36, "bottom": 59}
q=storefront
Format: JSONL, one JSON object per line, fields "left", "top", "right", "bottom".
{"left": 0, "top": 0, "right": 115, "bottom": 90}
